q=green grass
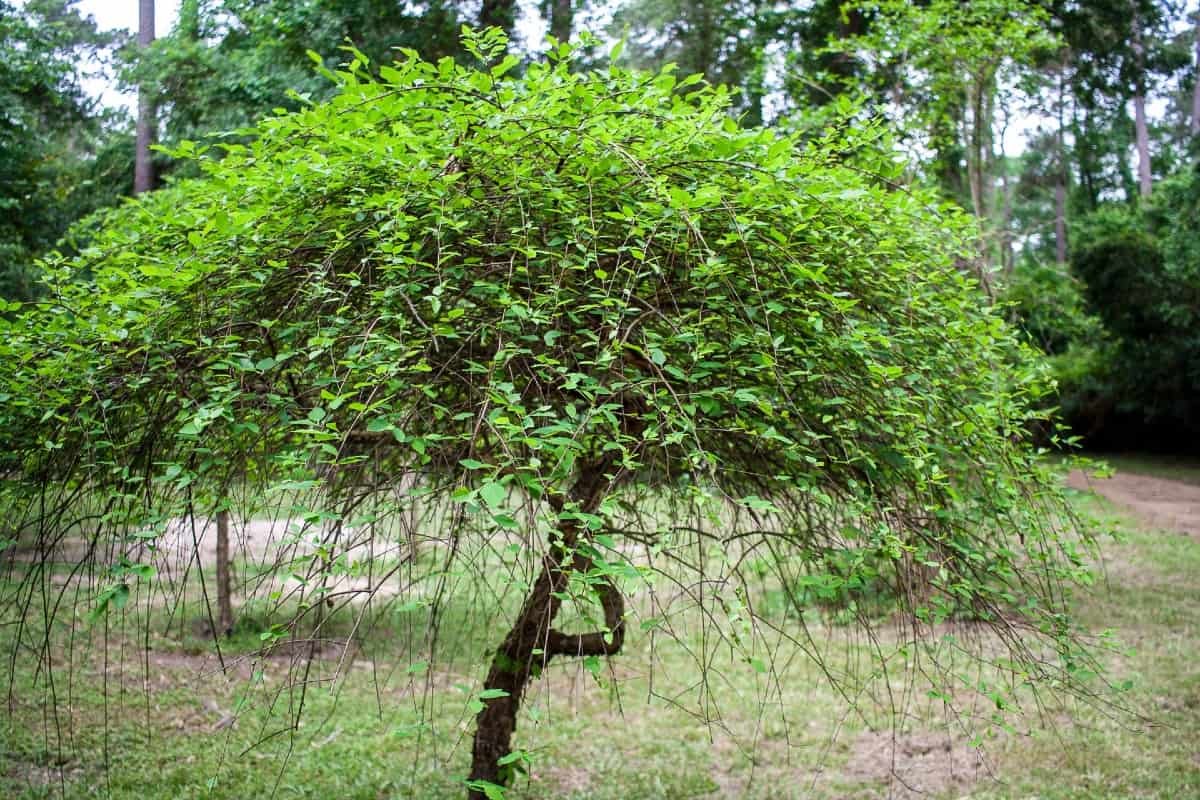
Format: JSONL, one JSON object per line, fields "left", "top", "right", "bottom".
{"left": 2, "top": 461, "right": 1198, "bottom": 799}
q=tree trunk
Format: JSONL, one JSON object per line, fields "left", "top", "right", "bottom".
{"left": 1055, "top": 64, "right": 1068, "bottom": 265}
{"left": 996, "top": 108, "right": 1014, "bottom": 274}
{"left": 1054, "top": 181, "right": 1067, "bottom": 265}
{"left": 964, "top": 75, "right": 995, "bottom": 291}
{"left": 1132, "top": 91, "right": 1152, "bottom": 198}
{"left": 134, "top": 0, "right": 156, "bottom": 195}
{"left": 964, "top": 77, "right": 993, "bottom": 224}
{"left": 467, "top": 468, "right": 625, "bottom": 797}
{"left": 549, "top": 0, "right": 572, "bottom": 44}
{"left": 1074, "top": 99, "right": 1098, "bottom": 209}
{"left": 479, "top": 0, "right": 517, "bottom": 42}
{"left": 215, "top": 509, "right": 234, "bottom": 636}
{"left": 1132, "top": 18, "right": 1152, "bottom": 198}
{"left": 1191, "top": 14, "right": 1200, "bottom": 136}
{"left": 1000, "top": 163, "right": 1014, "bottom": 273}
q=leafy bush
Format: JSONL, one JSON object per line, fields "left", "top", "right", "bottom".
{"left": 1, "top": 32, "right": 1103, "bottom": 795}
{"left": 1064, "top": 171, "right": 1200, "bottom": 446}
{"left": 1004, "top": 260, "right": 1104, "bottom": 356}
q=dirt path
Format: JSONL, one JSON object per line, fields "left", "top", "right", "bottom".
{"left": 1067, "top": 469, "right": 1200, "bottom": 537}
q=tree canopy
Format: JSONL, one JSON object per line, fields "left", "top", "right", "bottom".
{"left": 0, "top": 33, "right": 1106, "bottom": 796}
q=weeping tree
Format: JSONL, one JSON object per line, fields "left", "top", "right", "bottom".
{"left": 1, "top": 31, "right": 1107, "bottom": 798}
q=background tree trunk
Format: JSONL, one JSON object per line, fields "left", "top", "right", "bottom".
{"left": 215, "top": 510, "right": 234, "bottom": 636}
{"left": 1054, "top": 181, "right": 1068, "bottom": 264}
{"left": 549, "top": 0, "right": 572, "bottom": 43}
{"left": 1191, "top": 14, "right": 1200, "bottom": 136}
{"left": 134, "top": 0, "right": 155, "bottom": 195}
{"left": 479, "top": 0, "right": 517, "bottom": 43}
{"left": 1132, "top": 92, "right": 1152, "bottom": 197}
{"left": 1132, "top": 19, "right": 1152, "bottom": 198}
{"left": 1056, "top": 64, "right": 1069, "bottom": 264}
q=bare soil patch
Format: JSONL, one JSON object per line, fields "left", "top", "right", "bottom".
{"left": 1067, "top": 469, "right": 1200, "bottom": 537}
{"left": 845, "top": 729, "right": 987, "bottom": 798}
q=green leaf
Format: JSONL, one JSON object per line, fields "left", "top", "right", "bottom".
{"left": 479, "top": 481, "right": 506, "bottom": 510}
{"left": 465, "top": 781, "right": 507, "bottom": 800}
{"left": 491, "top": 54, "right": 519, "bottom": 78}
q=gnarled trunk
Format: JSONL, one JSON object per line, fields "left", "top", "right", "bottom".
{"left": 467, "top": 467, "right": 625, "bottom": 797}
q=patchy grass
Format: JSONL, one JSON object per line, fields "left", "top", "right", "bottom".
{"left": 2, "top": 462, "right": 1198, "bottom": 799}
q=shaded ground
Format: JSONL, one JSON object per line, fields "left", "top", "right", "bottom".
{"left": 1067, "top": 468, "right": 1200, "bottom": 537}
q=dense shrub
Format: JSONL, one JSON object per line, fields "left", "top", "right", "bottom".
{"left": 1, "top": 33, "right": 1101, "bottom": 795}
{"left": 1007, "top": 166, "right": 1200, "bottom": 450}
{"left": 1067, "top": 171, "right": 1200, "bottom": 446}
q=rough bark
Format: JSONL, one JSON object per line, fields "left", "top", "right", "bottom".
{"left": 215, "top": 510, "right": 234, "bottom": 636}
{"left": 134, "top": 0, "right": 156, "bottom": 195}
{"left": 467, "top": 465, "right": 625, "bottom": 798}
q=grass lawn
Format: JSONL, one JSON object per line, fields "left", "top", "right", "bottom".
{"left": 2, "top": 460, "right": 1197, "bottom": 799}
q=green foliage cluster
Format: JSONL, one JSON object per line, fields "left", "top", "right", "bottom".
{"left": 2, "top": 34, "right": 1103, "bottom": 789}
{"left": 1067, "top": 169, "right": 1200, "bottom": 444}
{"left": 1009, "top": 166, "right": 1200, "bottom": 447}
{"left": 0, "top": 0, "right": 130, "bottom": 301}
{"left": 132, "top": 0, "right": 466, "bottom": 146}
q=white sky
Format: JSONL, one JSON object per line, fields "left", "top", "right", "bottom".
{"left": 73, "top": 0, "right": 179, "bottom": 111}
{"left": 75, "top": 0, "right": 180, "bottom": 38}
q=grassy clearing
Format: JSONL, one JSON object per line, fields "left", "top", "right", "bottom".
{"left": 2, "top": 462, "right": 1198, "bottom": 799}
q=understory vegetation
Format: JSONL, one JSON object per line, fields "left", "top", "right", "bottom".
{"left": 2, "top": 460, "right": 1197, "bottom": 799}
